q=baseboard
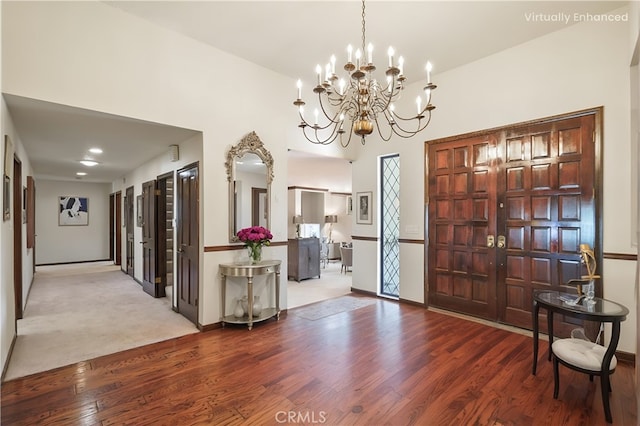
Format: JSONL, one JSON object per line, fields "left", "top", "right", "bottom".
{"left": 35, "top": 259, "right": 112, "bottom": 267}
{"left": 616, "top": 350, "right": 635, "bottom": 365}
{"left": 1, "top": 333, "right": 17, "bottom": 382}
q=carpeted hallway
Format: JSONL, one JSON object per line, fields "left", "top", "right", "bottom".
{"left": 4, "top": 260, "right": 354, "bottom": 381}
{"left": 3, "top": 262, "right": 199, "bottom": 381}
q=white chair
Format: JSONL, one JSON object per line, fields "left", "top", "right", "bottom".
{"left": 340, "top": 246, "right": 352, "bottom": 273}
{"left": 552, "top": 337, "right": 617, "bottom": 423}
{"left": 320, "top": 242, "right": 329, "bottom": 269}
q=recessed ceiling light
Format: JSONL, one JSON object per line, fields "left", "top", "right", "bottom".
{"left": 89, "top": 148, "right": 103, "bottom": 154}
{"left": 80, "top": 160, "right": 99, "bottom": 167}
{"left": 76, "top": 172, "right": 87, "bottom": 176}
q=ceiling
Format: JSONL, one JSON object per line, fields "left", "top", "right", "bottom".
{"left": 5, "top": 1, "right": 628, "bottom": 183}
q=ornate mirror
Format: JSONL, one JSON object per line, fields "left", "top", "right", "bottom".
{"left": 225, "top": 131, "right": 274, "bottom": 242}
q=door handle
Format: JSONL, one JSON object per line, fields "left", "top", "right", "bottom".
{"left": 497, "top": 235, "right": 506, "bottom": 249}
{"left": 487, "top": 235, "right": 495, "bottom": 248}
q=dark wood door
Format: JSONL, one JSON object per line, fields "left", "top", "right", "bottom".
{"left": 142, "top": 180, "right": 163, "bottom": 297}
{"left": 427, "top": 133, "right": 499, "bottom": 319}
{"left": 125, "top": 186, "right": 134, "bottom": 276}
{"left": 428, "top": 111, "right": 598, "bottom": 334}
{"left": 177, "top": 164, "right": 199, "bottom": 325}
{"left": 13, "top": 157, "right": 23, "bottom": 320}
{"left": 498, "top": 115, "right": 596, "bottom": 332}
{"left": 115, "top": 191, "right": 122, "bottom": 266}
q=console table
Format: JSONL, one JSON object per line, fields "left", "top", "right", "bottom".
{"left": 219, "top": 260, "right": 281, "bottom": 330}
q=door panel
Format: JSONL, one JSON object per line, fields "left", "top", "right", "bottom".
{"left": 428, "top": 112, "right": 597, "bottom": 335}
{"left": 428, "top": 134, "right": 498, "bottom": 319}
{"left": 142, "top": 179, "right": 163, "bottom": 297}
{"left": 499, "top": 116, "right": 595, "bottom": 333}
{"left": 177, "top": 164, "right": 199, "bottom": 325}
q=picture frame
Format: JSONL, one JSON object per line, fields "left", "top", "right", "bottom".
{"left": 356, "top": 191, "right": 372, "bottom": 224}
{"left": 59, "top": 196, "right": 89, "bottom": 226}
{"left": 4, "top": 135, "right": 13, "bottom": 177}
{"left": 3, "top": 175, "right": 10, "bottom": 221}
{"left": 346, "top": 195, "right": 353, "bottom": 215}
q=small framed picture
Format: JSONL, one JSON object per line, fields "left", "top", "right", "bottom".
{"left": 59, "top": 196, "right": 89, "bottom": 226}
{"left": 346, "top": 195, "right": 353, "bottom": 215}
{"left": 356, "top": 191, "right": 372, "bottom": 225}
{"left": 3, "top": 175, "right": 10, "bottom": 221}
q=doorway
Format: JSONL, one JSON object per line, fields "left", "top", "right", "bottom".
{"left": 125, "top": 186, "right": 134, "bottom": 276}
{"left": 426, "top": 110, "right": 599, "bottom": 333}
{"left": 157, "top": 172, "right": 175, "bottom": 304}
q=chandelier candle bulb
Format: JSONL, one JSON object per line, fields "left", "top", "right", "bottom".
{"left": 325, "top": 64, "right": 331, "bottom": 82}
{"left": 297, "top": 79, "right": 302, "bottom": 99}
{"left": 347, "top": 44, "right": 353, "bottom": 63}
{"left": 388, "top": 47, "right": 394, "bottom": 67}
{"left": 426, "top": 61, "right": 433, "bottom": 84}
{"left": 398, "top": 56, "right": 404, "bottom": 75}
{"left": 331, "top": 55, "right": 336, "bottom": 74}
{"left": 416, "top": 96, "right": 422, "bottom": 114}
{"left": 316, "top": 64, "right": 322, "bottom": 85}
{"left": 314, "top": 109, "right": 319, "bottom": 125}
{"left": 355, "top": 49, "right": 361, "bottom": 69}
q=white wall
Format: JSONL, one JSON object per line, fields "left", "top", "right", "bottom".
{"left": 1, "top": 1, "right": 301, "bottom": 329}
{"left": 351, "top": 7, "right": 637, "bottom": 353}
{"left": 1, "top": 97, "right": 36, "bottom": 377}
{"left": 35, "top": 180, "right": 111, "bottom": 264}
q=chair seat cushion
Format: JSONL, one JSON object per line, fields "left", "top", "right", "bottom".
{"left": 552, "top": 338, "right": 617, "bottom": 372}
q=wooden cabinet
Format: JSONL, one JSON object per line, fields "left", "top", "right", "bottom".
{"left": 288, "top": 238, "right": 321, "bottom": 281}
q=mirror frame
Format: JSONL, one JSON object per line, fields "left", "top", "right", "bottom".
{"left": 225, "top": 131, "right": 274, "bottom": 243}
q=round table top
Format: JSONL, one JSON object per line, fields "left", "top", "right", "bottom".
{"left": 534, "top": 290, "right": 629, "bottom": 321}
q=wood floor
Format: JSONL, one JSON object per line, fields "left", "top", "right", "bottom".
{"left": 1, "top": 296, "right": 636, "bottom": 425}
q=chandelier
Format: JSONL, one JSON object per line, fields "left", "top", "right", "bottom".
{"left": 293, "top": 0, "right": 437, "bottom": 147}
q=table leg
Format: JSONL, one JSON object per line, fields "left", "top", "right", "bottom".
{"left": 601, "top": 321, "right": 621, "bottom": 423}
{"left": 547, "top": 310, "right": 554, "bottom": 361}
{"left": 220, "top": 274, "right": 226, "bottom": 327}
{"left": 275, "top": 270, "right": 281, "bottom": 320}
{"left": 247, "top": 277, "right": 253, "bottom": 330}
{"left": 532, "top": 300, "right": 539, "bottom": 375}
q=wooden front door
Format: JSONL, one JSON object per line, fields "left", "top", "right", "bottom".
{"left": 142, "top": 179, "right": 163, "bottom": 297}
{"left": 176, "top": 163, "right": 199, "bottom": 325}
{"left": 427, "top": 110, "right": 599, "bottom": 332}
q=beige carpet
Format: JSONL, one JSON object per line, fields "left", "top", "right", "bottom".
{"left": 4, "top": 262, "right": 198, "bottom": 381}
{"left": 287, "top": 260, "right": 352, "bottom": 308}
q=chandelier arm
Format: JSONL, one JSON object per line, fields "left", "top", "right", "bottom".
{"left": 316, "top": 93, "right": 347, "bottom": 125}
{"left": 372, "top": 115, "right": 395, "bottom": 142}
{"left": 301, "top": 122, "right": 344, "bottom": 145}
{"left": 390, "top": 112, "right": 433, "bottom": 138}
{"left": 339, "top": 122, "right": 356, "bottom": 148}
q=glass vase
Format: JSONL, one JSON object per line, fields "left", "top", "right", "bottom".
{"left": 247, "top": 244, "right": 262, "bottom": 264}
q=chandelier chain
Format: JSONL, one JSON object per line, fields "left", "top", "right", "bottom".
{"left": 361, "top": 0, "right": 366, "bottom": 53}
